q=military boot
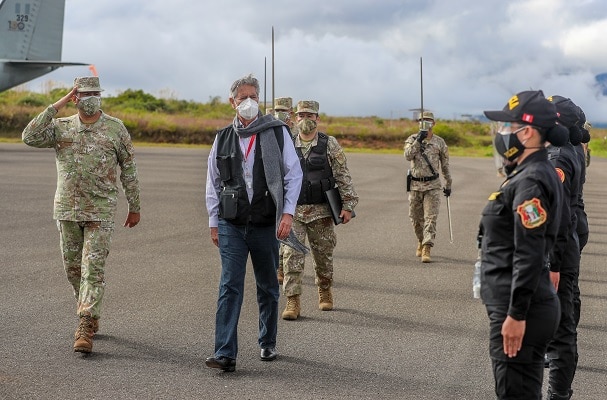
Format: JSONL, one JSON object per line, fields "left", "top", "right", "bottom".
{"left": 73, "top": 315, "right": 94, "bottom": 353}
{"left": 318, "top": 287, "right": 333, "bottom": 311}
{"left": 415, "top": 242, "right": 423, "bottom": 257}
{"left": 421, "top": 245, "right": 432, "bottom": 263}
{"left": 281, "top": 295, "right": 300, "bottom": 320}
{"left": 91, "top": 317, "right": 99, "bottom": 334}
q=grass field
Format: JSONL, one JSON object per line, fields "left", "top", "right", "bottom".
{"left": 2, "top": 88, "right": 605, "bottom": 158}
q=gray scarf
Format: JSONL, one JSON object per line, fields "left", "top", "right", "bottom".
{"left": 233, "top": 113, "right": 309, "bottom": 254}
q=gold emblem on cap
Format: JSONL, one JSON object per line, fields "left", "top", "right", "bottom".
{"left": 508, "top": 95, "right": 520, "bottom": 110}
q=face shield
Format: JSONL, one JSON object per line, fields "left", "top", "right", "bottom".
{"left": 419, "top": 119, "right": 434, "bottom": 131}
{"left": 493, "top": 122, "right": 527, "bottom": 163}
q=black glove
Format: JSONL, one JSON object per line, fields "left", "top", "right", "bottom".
{"left": 443, "top": 187, "right": 451, "bottom": 197}
{"left": 416, "top": 130, "right": 428, "bottom": 143}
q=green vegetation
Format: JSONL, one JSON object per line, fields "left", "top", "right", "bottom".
{"left": 2, "top": 87, "right": 605, "bottom": 158}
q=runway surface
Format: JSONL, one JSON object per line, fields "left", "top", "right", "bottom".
{"left": 1, "top": 143, "right": 605, "bottom": 399}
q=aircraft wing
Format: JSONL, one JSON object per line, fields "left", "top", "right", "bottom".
{"left": 3, "top": 60, "right": 88, "bottom": 67}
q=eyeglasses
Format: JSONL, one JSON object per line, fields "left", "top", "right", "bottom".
{"left": 235, "top": 95, "right": 259, "bottom": 102}
{"left": 497, "top": 122, "right": 528, "bottom": 135}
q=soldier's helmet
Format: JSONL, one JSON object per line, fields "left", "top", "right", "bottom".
{"left": 74, "top": 76, "right": 104, "bottom": 93}
{"left": 296, "top": 100, "right": 319, "bottom": 114}
{"left": 274, "top": 97, "right": 292, "bottom": 112}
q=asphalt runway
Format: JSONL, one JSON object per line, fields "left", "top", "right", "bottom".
{"left": 1, "top": 143, "right": 605, "bottom": 399}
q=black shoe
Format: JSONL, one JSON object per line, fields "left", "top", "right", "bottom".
{"left": 205, "top": 356, "right": 236, "bottom": 372}
{"left": 260, "top": 347, "right": 278, "bottom": 361}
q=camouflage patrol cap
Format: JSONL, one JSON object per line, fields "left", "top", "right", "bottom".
{"left": 74, "top": 76, "right": 104, "bottom": 93}
{"left": 274, "top": 97, "right": 293, "bottom": 111}
{"left": 418, "top": 111, "right": 434, "bottom": 121}
{"left": 296, "top": 100, "right": 319, "bottom": 114}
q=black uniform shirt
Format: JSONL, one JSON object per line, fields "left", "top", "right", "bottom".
{"left": 479, "top": 148, "right": 563, "bottom": 320}
{"left": 547, "top": 142, "right": 581, "bottom": 273}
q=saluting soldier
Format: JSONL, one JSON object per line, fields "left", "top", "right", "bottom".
{"left": 403, "top": 111, "right": 452, "bottom": 262}
{"left": 22, "top": 76, "right": 141, "bottom": 353}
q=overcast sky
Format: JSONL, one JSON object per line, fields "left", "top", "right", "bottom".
{"left": 24, "top": 0, "right": 607, "bottom": 122}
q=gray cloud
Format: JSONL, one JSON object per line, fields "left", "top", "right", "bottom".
{"left": 25, "top": 0, "right": 607, "bottom": 122}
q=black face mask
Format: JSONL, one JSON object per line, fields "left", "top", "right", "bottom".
{"left": 494, "top": 133, "right": 526, "bottom": 162}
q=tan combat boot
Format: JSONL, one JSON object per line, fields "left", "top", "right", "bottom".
{"left": 74, "top": 315, "right": 94, "bottom": 353}
{"left": 91, "top": 317, "right": 99, "bottom": 334}
{"left": 415, "top": 242, "right": 423, "bottom": 257}
{"left": 281, "top": 295, "right": 300, "bottom": 320}
{"left": 421, "top": 245, "right": 432, "bottom": 263}
{"left": 318, "top": 287, "right": 333, "bottom": 311}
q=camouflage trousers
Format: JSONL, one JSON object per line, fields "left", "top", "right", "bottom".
{"left": 408, "top": 189, "right": 441, "bottom": 247}
{"left": 282, "top": 216, "right": 336, "bottom": 297}
{"left": 278, "top": 243, "right": 286, "bottom": 272}
{"left": 57, "top": 220, "right": 114, "bottom": 319}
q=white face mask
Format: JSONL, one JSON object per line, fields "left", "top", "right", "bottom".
{"left": 236, "top": 97, "right": 259, "bottom": 120}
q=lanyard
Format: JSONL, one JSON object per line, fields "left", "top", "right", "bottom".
{"left": 244, "top": 134, "right": 256, "bottom": 160}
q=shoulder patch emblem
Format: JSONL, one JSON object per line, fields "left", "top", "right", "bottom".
{"left": 516, "top": 198, "right": 547, "bottom": 229}
{"left": 555, "top": 167, "right": 565, "bottom": 183}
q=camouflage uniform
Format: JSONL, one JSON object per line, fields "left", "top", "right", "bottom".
{"left": 273, "top": 97, "right": 294, "bottom": 280}
{"left": 22, "top": 104, "right": 140, "bottom": 319}
{"left": 403, "top": 117, "right": 451, "bottom": 251}
{"left": 273, "top": 96, "right": 297, "bottom": 134}
{"left": 282, "top": 121, "right": 358, "bottom": 297}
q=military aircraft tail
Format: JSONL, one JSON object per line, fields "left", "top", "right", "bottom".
{"left": 0, "top": 0, "right": 87, "bottom": 92}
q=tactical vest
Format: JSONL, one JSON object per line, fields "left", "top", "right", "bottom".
{"left": 215, "top": 125, "right": 283, "bottom": 226}
{"left": 296, "top": 132, "right": 335, "bottom": 205}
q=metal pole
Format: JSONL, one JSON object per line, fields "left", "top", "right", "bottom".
{"left": 420, "top": 57, "right": 424, "bottom": 118}
{"left": 447, "top": 196, "right": 454, "bottom": 243}
{"left": 263, "top": 57, "right": 267, "bottom": 113}
{"left": 271, "top": 26, "right": 275, "bottom": 111}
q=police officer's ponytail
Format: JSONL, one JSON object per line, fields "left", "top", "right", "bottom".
{"left": 568, "top": 124, "right": 583, "bottom": 146}
{"left": 543, "top": 124, "right": 569, "bottom": 147}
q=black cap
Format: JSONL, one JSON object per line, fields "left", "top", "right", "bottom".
{"left": 547, "top": 95, "right": 579, "bottom": 128}
{"left": 484, "top": 90, "right": 558, "bottom": 129}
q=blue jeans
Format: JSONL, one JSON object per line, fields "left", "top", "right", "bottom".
{"left": 214, "top": 220, "right": 279, "bottom": 359}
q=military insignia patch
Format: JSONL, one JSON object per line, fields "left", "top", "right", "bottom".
{"left": 555, "top": 167, "right": 565, "bottom": 183}
{"left": 516, "top": 198, "right": 547, "bottom": 229}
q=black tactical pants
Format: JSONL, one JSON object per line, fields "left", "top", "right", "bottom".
{"left": 486, "top": 297, "right": 560, "bottom": 400}
{"left": 546, "top": 271, "right": 578, "bottom": 399}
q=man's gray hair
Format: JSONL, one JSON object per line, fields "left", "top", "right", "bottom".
{"left": 229, "top": 74, "right": 260, "bottom": 99}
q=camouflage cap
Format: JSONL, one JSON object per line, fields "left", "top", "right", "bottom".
{"left": 418, "top": 111, "right": 434, "bottom": 121}
{"left": 296, "top": 100, "right": 319, "bottom": 114}
{"left": 274, "top": 97, "right": 292, "bottom": 111}
{"left": 74, "top": 76, "right": 104, "bottom": 93}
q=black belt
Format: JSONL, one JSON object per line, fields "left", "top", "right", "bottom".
{"left": 410, "top": 174, "right": 439, "bottom": 182}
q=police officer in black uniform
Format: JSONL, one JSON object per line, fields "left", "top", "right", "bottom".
{"left": 479, "top": 90, "right": 569, "bottom": 400}
{"left": 545, "top": 96, "right": 584, "bottom": 400}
